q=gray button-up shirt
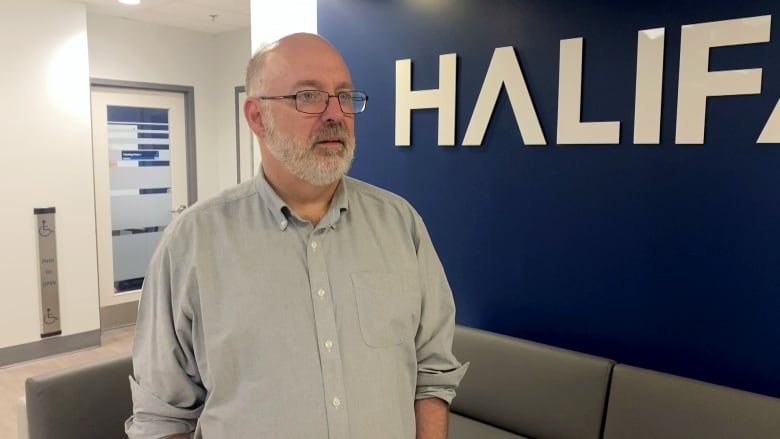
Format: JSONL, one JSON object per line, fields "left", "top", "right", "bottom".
{"left": 125, "top": 174, "right": 468, "bottom": 438}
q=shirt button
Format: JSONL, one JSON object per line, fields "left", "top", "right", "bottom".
{"left": 317, "top": 288, "right": 325, "bottom": 298}
{"left": 280, "top": 219, "right": 287, "bottom": 228}
{"left": 332, "top": 397, "right": 341, "bottom": 408}
{"left": 311, "top": 241, "right": 318, "bottom": 250}
{"left": 325, "top": 340, "right": 333, "bottom": 351}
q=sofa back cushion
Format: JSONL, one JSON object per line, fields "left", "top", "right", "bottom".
{"left": 25, "top": 353, "right": 133, "bottom": 439}
{"left": 603, "top": 364, "right": 780, "bottom": 439}
{"left": 450, "top": 325, "right": 614, "bottom": 439}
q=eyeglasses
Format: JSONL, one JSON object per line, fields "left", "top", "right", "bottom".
{"left": 258, "top": 90, "right": 368, "bottom": 114}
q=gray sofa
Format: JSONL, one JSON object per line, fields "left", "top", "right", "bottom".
{"left": 18, "top": 326, "right": 780, "bottom": 438}
{"left": 20, "top": 353, "right": 133, "bottom": 439}
{"left": 449, "top": 325, "right": 780, "bottom": 439}
{"left": 449, "top": 326, "right": 614, "bottom": 439}
{"left": 602, "top": 363, "right": 780, "bottom": 438}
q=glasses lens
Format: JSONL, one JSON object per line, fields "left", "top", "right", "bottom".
{"left": 338, "top": 91, "right": 367, "bottom": 114}
{"left": 295, "top": 90, "right": 329, "bottom": 114}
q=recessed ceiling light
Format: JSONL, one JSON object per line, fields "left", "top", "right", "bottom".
{"left": 118, "top": 0, "right": 141, "bottom": 5}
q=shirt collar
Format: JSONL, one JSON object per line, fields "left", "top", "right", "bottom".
{"left": 320, "top": 177, "right": 349, "bottom": 230}
{"left": 253, "top": 172, "right": 350, "bottom": 231}
{"left": 254, "top": 172, "right": 291, "bottom": 230}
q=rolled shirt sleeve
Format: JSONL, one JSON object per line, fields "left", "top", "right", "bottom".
{"left": 125, "top": 224, "right": 206, "bottom": 438}
{"left": 125, "top": 376, "right": 202, "bottom": 437}
{"left": 412, "top": 212, "right": 470, "bottom": 404}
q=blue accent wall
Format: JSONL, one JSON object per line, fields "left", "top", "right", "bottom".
{"left": 319, "top": 0, "right": 780, "bottom": 398}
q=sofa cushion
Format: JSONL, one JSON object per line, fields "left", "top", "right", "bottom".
{"left": 24, "top": 353, "right": 133, "bottom": 439}
{"left": 450, "top": 325, "right": 614, "bottom": 439}
{"left": 449, "top": 413, "right": 530, "bottom": 439}
{"left": 603, "top": 364, "right": 780, "bottom": 439}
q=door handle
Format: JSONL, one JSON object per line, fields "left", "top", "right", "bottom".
{"left": 171, "top": 204, "right": 188, "bottom": 215}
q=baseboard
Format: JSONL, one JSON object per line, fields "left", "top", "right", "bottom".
{"left": 100, "top": 301, "right": 138, "bottom": 330}
{"left": 0, "top": 329, "right": 101, "bottom": 368}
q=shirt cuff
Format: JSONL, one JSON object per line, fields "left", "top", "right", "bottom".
{"left": 415, "top": 361, "right": 470, "bottom": 404}
{"left": 125, "top": 375, "right": 201, "bottom": 438}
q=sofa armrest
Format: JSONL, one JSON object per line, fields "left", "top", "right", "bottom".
{"left": 24, "top": 353, "right": 133, "bottom": 439}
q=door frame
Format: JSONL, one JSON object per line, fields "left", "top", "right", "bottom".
{"left": 91, "top": 78, "right": 198, "bottom": 203}
{"left": 234, "top": 85, "right": 259, "bottom": 183}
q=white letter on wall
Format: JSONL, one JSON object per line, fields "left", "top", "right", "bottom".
{"left": 758, "top": 99, "right": 780, "bottom": 143}
{"left": 634, "top": 28, "right": 665, "bottom": 144}
{"left": 676, "top": 15, "right": 771, "bottom": 144}
{"left": 462, "top": 46, "right": 546, "bottom": 146}
{"left": 395, "top": 54, "right": 457, "bottom": 146}
{"left": 557, "top": 38, "right": 620, "bottom": 144}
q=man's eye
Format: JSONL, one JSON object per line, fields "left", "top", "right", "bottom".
{"left": 299, "top": 91, "right": 319, "bottom": 102}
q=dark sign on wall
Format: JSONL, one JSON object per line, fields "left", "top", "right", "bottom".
{"left": 319, "top": 0, "right": 780, "bottom": 398}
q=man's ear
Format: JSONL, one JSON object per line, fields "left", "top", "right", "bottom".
{"left": 244, "top": 97, "right": 265, "bottom": 138}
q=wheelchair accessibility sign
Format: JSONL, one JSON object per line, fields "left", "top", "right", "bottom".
{"left": 34, "top": 207, "right": 61, "bottom": 338}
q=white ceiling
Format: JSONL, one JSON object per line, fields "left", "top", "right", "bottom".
{"left": 75, "top": 0, "right": 250, "bottom": 34}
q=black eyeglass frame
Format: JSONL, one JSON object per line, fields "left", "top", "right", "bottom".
{"left": 258, "top": 90, "right": 369, "bottom": 114}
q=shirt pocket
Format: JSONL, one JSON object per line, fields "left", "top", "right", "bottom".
{"left": 351, "top": 272, "right": 415, "bottom": 348}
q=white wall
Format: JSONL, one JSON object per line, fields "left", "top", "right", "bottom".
{"left": 0, "top": 0, "right": 100, "bottom": 348}
{"left": 213, "top": 29, "right": 253, "bottom": 189}
{"left": 0, "top": 3, "right": 250, "bottom": 354}
{"left": 86, "top": 14, "right": 251, "bottom": 199}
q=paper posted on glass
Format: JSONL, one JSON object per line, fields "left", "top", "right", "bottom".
{"left": 34, "top": 207, "right": 61, "bottom": 338}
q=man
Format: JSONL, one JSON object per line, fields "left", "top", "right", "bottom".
{"left": 125, "top": 33, "right": 467, "bottom": 438}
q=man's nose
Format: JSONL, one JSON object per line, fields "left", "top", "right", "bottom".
{"left": 320, "top": 95, "right": 345, "bottom": 121}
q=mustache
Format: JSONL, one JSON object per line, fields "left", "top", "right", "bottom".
{"left": 312, "top": 124, "right": 352, "bottom": 145}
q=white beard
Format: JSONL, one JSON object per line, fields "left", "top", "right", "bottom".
{"left": 263, "top": 107, "right": 355, "bottom": 186}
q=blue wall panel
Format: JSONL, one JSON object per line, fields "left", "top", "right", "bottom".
{"left": 319, "top": 0, "right": 780, "bottom": 397}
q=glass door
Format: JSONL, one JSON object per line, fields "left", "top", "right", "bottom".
{"left": 91, "top": 87, "right": 189, "bottom": 327}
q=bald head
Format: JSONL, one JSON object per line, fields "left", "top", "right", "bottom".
{"left": 242, "top": 32, "right": 358, "bottom": 190}
{"left": 245, "top": 33, "right": 351, "bottom": 97}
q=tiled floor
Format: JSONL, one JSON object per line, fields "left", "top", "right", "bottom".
{"left": 0, "top": 326, "right": 134, "bottom": 439}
